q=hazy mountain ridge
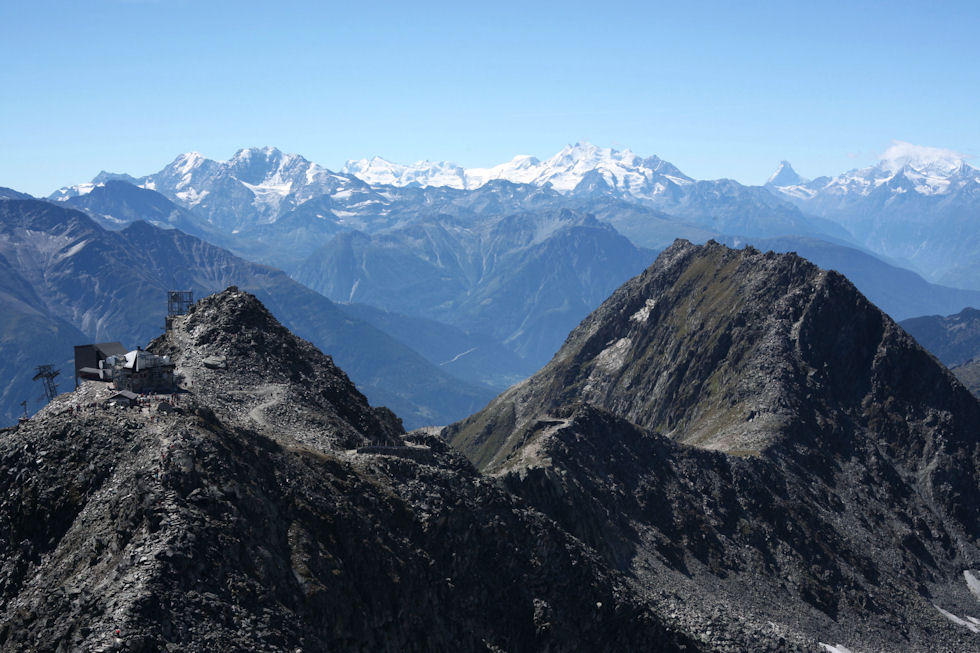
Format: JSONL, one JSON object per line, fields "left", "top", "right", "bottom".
{"left": 51, "top": 142, "right": 844, "bottom": 263}
{"left": 341, "top": 142, "right": 844, "bottom": 243}
{"left": 339, "top": 302, "right": 536, "bottom": 390}
{"left": 0, "top": 253, "right": 85, "bottom": 424}
{"left": 61, "top": 180, "right": 219, "bottom": 242}
{"left": 343, "top": 142, "right": 693, "bottom": 196}
{"left": 900, "top": 307, "right": 980, "bottom": 367}
{"left": 52, "top": 147, "right": 368, "bottom": 234}
{"left": 296, "top": 210, "right": 657, "bottom": 366}
{"left": 34, "top": 140, "right": 980, "bottom": 399}
{"left": 0, "top": 199, "right": 494, "bottom": 428}
{"left": 48, "top": 141, "right": 980, "bottom": 299}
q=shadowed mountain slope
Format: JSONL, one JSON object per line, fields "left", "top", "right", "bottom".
{"left": 340, "top": 302, "right": 536, "bottom": 390}
{"left": 446, "top": 240, "right": 980, "bottom": 651}
{"left": 0, "top": 253, "right": 86, "bottom": 423}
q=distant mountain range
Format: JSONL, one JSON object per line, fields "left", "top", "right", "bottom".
{"left": 343, "top": 142, "right": 692, "bottom": 196}
{"left": 49, "top": 142, "right": 843, "bottom": 252}
{"left": 52, "top": 147, "right": 362, "bottom": 234}
{"left": 343, "top": 143, "right": 849, "bottom": 242}
{"left": 52, "top": 140, "right": 980, "bottom": 291}
{"left": 31, "top": 139, "right": 980, "bottom": 417}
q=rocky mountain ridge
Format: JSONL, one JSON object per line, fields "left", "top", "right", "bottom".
{"left": 446, "top": 240, "right": 980, "bottom": 651}
{"left": 0, "top": 288, "right": 695, "bottom": 651}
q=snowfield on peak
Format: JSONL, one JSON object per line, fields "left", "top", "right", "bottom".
{"left": 878, "top": 141, "right": 969, "bottom": 175}
{"left": 342, "top": 141, "right": 694, "bottom": 198}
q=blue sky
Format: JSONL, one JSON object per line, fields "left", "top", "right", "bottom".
{"left": 2, "top": 0, "right": 978, "bottom": 195}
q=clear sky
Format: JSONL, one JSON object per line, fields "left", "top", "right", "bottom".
{"left": 2, "top": 0, "right": 978, "bottom": 196}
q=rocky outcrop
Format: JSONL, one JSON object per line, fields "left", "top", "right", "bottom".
{"left": 147, "top": 287, "right": 404, "bottom": 451}
{"left": 446, "top": 240, "right": 980, "bottom": 651}
{"left": 0, "top": 288, "right": 694, "bottom": 652}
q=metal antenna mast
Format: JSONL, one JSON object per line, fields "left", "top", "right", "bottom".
{"left": 32, "top": 364, "right": 60, "bottom": 403}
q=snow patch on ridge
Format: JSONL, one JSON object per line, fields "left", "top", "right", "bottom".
{"left": 49, "top": 183, "right": 98, "bottom": 201}
{"left": 818, "top": 644, "right": 853, "bottom": 653}
{"left": 934, "top": 604, "right": 980, "bottom": 633}
{"left": 966, "top": 570, "right": 980, "bottom": 601}
{"left": 630, "top": 299, "right": 656, "bottom": 323}
{"left": 175, "top": 188, "right": 209, "bottom": 205}
{"left": 594, "top": 337, "right": 632, "bottom": 373}
{"left": 176, "top": 152, "right": 204, "bottom": 176}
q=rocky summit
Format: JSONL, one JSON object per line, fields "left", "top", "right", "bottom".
{"left": 447, "top": 240, "right": 980, "bottom": 651}
{"left": 0, "top": 288, "right": 692, "bottom": 652}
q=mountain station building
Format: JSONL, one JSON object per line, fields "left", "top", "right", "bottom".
{"left": 74, "top": 342, "right": 127, "bottom": 386}
{"left": 74, "top": 343, "right": 176, "bottom": 393}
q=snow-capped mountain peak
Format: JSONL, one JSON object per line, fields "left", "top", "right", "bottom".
{"left": 766, "top": 141, "right": 978, "bottom": 203}
{"left": 822, "top": 142, "right": 977, "bottom": 197}
{"left": 877, "top": 141, "right": 967, "bottom": 176}
{"left": 766, "top": 160, "right": 805, "bottom": 187}
{"left": 551, "top": 141, "right": 641, "bottom": 168}
{"left": 342, "top": 157, "right": 467, "bottom": 188}
{"left": 170, "top": 151, "right": 207, "bottom": 179}
{"left": 47, "top": 147, "right": 366, "bottom": 231}
{"left": 48, "top": 182, "right": 99, "bottom": 202}
{"left": 343, "top": 141, "right": 693, "bottom": 199}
